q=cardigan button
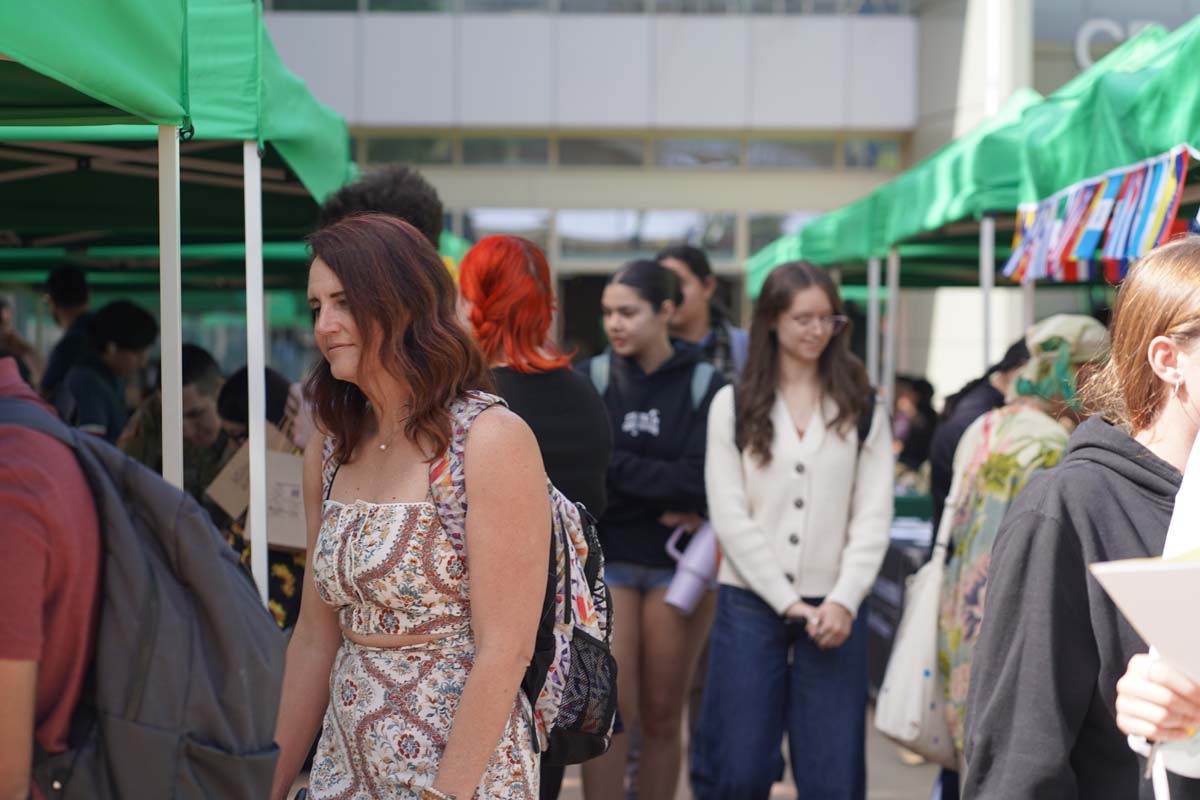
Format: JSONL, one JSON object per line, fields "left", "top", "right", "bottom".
{"left": 793, "top": 498, "right": 804, "bottom": 509}
{"left": 795, "top": 462, "right": 805, "bottom": 474}
{"left": 785, "top": 572, "right": 796, "bottom": 583}
{"left": 789, "top": 533, "right": 800, "bottom": 545}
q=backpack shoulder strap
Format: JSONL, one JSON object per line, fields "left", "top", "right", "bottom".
{"left": 0, "top": 397, "right": 75, "bottom": 448}
{"left": 588, "top": 354, "right": 610, "bottom": 398}
{"left": 429, "top": 391, "right": 507, "bottom": 552}
{"left": 321, "top": 435, "right": 340, "bottom": 501}
{"left": 690, "top": 361, "right": 716, "bottom": 412}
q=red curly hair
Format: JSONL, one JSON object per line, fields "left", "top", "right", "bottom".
{"left": 459, "top": 235, "right": 572, "bottom": 374}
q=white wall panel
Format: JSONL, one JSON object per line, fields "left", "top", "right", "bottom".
{"left": 362, "top": 15, "right": 455, "bottom": 126}
{"left": 265, "top": 13, "right": 360, "bottom": 121}
{"left": 847, "top": 17, "right": 917, "bottom": 128}
{"left": 748, "top": 18, "right": 847, "bottom": 128}
{"left": 556, "top": 17, "right": 651, "bottom": 127}
{"left": 266, "top": 12, "right": 917, "bottom": 131}
{"left": 458, "top": 16, "right": 554, "bottom": 126}
{"left": 653, "top": 18, "right": 748, "bottom": 128}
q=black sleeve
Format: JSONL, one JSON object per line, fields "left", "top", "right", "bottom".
{"left": 963, "top": 508, "right": 1097, "bottom": 800}
{"left": 605, "top": 372, "right": 725, "bottom": 512}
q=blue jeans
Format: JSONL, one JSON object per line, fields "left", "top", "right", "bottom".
{"left": 692, "top": 585, "right": 868, "bottom": 800}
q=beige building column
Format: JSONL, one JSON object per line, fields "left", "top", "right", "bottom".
{"left": 913, "top": 0, "right": 1033, "bottom": 161}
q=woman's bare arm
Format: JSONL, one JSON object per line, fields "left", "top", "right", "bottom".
{"left": 431, "top": 408, "right": 550, "bottom": 798}
{"left": 269, "top": 435, "right": 344, "bottom": 800}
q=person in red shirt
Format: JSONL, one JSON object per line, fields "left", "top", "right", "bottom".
{"left": 0, "top": 356, "right": 101, "bottom": 799}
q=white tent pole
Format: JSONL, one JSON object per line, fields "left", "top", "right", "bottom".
{"left": 1022, "top": 278, "right": 1036, "bottom": 330}
{"left": 883, "top": 247, "right": 900, "bottom": 412}
{"left": 980, "top": 215, "right": 996, "bottom": 371}
{"left": 244, "top": 141, "right": 269, "bottom": 606}
{"left": 158, "top": 126, "right": 184, "bottom": 488}
{"left": 867, "top": 256, "right": 881, "bottom": 387}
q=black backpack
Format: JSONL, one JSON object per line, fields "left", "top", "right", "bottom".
{"left": 0, "top": 399, "right": 286, "bottom": 800}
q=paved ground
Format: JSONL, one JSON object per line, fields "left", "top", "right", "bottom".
{"left": 558, "top": 711, "right": 939, "bottom": 800}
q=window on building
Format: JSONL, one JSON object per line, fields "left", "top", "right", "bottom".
{"left": 462, "top": 137, "right": 549, "bottom": 166}
{"left": 640, "top": 210, "right": 736, "bottom": 258}
{"left": 365, "top": 136, "right": 454, "bottom": 165}
{"left": 844, "top": 138, "right": 902, "bottom": 170}
{"left": 463, "top": 208, "right": 552, "bottom": 250}
{"left": 561, "top": 0, "right": 647, "bottom": 10}
{"left": 461, "top": 0, "right": 550, "bottom": 10}
{"left": 369, "top": 0, "right": 451, "bottom": 9}
{"left": 655, "top": 138, "right": 740, "bottom": 169}
{"left": 559, "top": 137, "right": 645, "bottom": 167}
{"left": 748, "top": 211, "right": 817, "bottom": 254}
{"left": 747, "top": 139, "right": 836, "bottom": 169}
{"left": 558, "top": 209, "right": 735, "bottom": 259}
{"left": 558, "top": 209, "right": 640, "bottom": 259}
{"left": 272, "top": 0, "right": 358, "bottom": 9}
{"left": 654, "top": 0, "right": 746, "bottom": 12}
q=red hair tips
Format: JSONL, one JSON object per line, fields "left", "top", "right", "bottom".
{"left": 459, "top": 235, "right": 572, "bottom": 374}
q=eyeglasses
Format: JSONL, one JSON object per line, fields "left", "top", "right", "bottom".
{"left": 793, "top": 314, "right": 849, "bottom": 334}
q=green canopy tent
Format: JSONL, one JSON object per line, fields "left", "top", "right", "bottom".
{"left": 0, "top": 0, "right": 193, "bottom": 487}
{"left": 0, "top": 0, "right": 355, "bottom": 601}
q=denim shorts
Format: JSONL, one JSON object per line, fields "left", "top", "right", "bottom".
{"left": 605, "top": 561, "right": 675, "bottom": 593}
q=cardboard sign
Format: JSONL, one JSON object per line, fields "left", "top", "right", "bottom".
{"left": 244, "top": 449, "right": 307, "bottom": 552}
{"left": 205, "top": 423, "right": 296, "bottom": 522}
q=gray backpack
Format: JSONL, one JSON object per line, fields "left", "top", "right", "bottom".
{"left": 0, "top": 399, "right": 286, "bottom": 800}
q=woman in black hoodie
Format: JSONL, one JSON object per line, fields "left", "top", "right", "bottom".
{"left": 963, "top": 237, "right": 1200, "bottom": 800}
{"left": 579, "top": 260, "right": 724, "bottom": 800}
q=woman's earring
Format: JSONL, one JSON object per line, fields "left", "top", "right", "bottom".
{"left": 1173, "top": 380, "right": 1183, "bottom": 400}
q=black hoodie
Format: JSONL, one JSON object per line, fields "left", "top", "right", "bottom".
{"left": 964, "top": 416, "right": 1200, "bottom": 800}
{"left": 580, "top": 341, "right": 725, "bottom": 569}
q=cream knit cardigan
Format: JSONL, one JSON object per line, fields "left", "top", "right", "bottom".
{"left": 705, "top": 384, "right": 895, "bottom": 616}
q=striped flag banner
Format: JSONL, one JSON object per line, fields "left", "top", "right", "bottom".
{"left": 1052, "top": 182, "right": 1098, "bottom": 282}
{"left": 1003, "top": 205, "right": 1037, "bottom": 280}
{"left": 1148, "top": 148, "right": 1190, "bottom": 249}
{"left": 1103, "top": 166, "right": 1147, "bottom": 279}
{"left": 1027, "top": 199, "right": 1057, "bottom": 282}
{"left": 1073, "top": 175, "right": 1122, "bottom": 262}
{"left": 1127, "top": 155, "right": 1168, "bottom": 261}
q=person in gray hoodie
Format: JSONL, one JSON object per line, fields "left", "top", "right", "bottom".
{"left": 964, "top": 237, "right": 1200, "bottom": 800}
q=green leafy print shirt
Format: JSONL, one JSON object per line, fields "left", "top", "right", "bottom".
{"left": 936, "top": 404, "right": 1069, "bottom": 761}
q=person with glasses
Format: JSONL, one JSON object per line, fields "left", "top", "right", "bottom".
{"left": 692, "top": 261, "right": 893, "bottom": 800}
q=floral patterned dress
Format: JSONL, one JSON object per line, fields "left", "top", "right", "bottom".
{"left": 936, "top": 404, "right": 1069, "bottom": 761}
{"left": 307, "top": 409, "right": 537, "bottom": 799}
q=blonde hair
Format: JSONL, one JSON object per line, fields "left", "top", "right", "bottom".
{"left": 1082, "top": 236, "right": 1200, "bottom": 431}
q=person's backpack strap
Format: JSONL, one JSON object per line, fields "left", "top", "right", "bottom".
{"left": 428, "top": 391, "right": 507, "bottom": 552}
{"left": 0, "top": 397, "right": 75, "bottom": 448}
{"left": 588, "top": 354, "right": 610, "bottom": 398}
{"left": 690, "top": 361, "right": 716, "bottom": 412}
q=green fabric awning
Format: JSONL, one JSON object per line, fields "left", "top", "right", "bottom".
{"left": 1017, "top": 23, "right": 1173, "bottom": 203}
{"left": 0, "top": 0, "right": 353, "bottom": 210}
{"left": 0, "top": 0, "right": 189, "bottom": 127}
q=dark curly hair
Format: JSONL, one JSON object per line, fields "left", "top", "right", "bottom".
{"left": 317, "top": 165, "right": 444, "bottom": 249}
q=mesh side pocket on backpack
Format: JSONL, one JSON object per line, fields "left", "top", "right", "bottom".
{"left": 544, "top": 627, "right": 617, "bottom": 766}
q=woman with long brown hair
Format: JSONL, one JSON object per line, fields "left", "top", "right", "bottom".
{"left": 269, "top": 214, "right": 550, "bottom": 800}
{"left": 693, "top": 261, "right": 893, "bottom": 800}
{"left": 964, "top": 236, "right": 1200, "bottom": 799}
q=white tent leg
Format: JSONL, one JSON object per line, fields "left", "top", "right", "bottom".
{"left": 980, "top": 216, "right": 996, "bottom": 370}
{"left": 244, "top": 142, "right": 269, "bottom": 606}
{"left": 867, "top": 256, "right": 882, "bottom": 388}
{"left": 1022, "top": 278, "right": 1036, "bottom": 330}
{"left": 883, "top": 248, "right": 900, "bottom": 412}
{"left": 158, "top": 127, "right": 183, "bottom": 488}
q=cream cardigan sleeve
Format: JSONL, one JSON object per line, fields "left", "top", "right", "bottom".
{"left": 826, "top": 401, "right": 895, "bottom": 616}
{"left": 705, "top": 385, "right": 801, "bottom": 615}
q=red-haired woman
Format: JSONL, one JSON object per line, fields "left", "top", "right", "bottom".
{"left": 269, "top": 214, "right": 550, "bottom": 800}
{"left": 459, "top": 235, "right": 612, "bottom": 519}
{"left": 458, "top": 235, "right": 612, "bottom": 800}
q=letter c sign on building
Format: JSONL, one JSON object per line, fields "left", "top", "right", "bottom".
{"left": 1075, "top": 18, "right": 1158, "bottom": 70}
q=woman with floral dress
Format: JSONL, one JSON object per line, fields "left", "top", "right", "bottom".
{"left": 936, "top": 313, "right": 1109, "bottom": 775}
{"left": 269, "top": 214, "right": 550, "bottom": 800}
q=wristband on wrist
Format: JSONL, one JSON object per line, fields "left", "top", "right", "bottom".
{"left": 418, "top": 787, "right": 457, "bottom": 800}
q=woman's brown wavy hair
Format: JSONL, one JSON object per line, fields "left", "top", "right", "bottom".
{"left": 1081, "top": 235, "right": 1200, "bottom": 432}
{"left": 736, "top": 261, "right": 872, "bottom": 466}
{"left": 306, "top": 213, "right": 493, "bottom": 464}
